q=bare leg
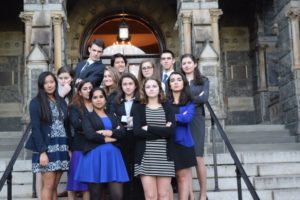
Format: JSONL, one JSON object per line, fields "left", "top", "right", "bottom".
{"left": 41, "top": 172, "right": 57, "bottom": 200}
{"left": 157, "top": 177, "right": 172, "bottom": 200}
{"left": 67, "top": 191, "right": 76, "bottom": 200}
{"left": 169, "top": 185, "right": 173, "bottom": 200}
{"left": 140, "top": 175, "right": 158, "bottom": 200}
{"left": 188, "top": 170, "right": 195, "bottom": 200}
{"left": 176, "top": 168, "right": 192, "bottom": 200}
{"left": 36, "top": 173, "right": 43, "bottom": 200}
{"left": 82, "top": 191, "right": 90, "bottom": 200}
{"left": 195, "top": 157, "right": 207, "bottom": 200}
{"left": 53, "top": 171, "right": 63, "bottom": 200}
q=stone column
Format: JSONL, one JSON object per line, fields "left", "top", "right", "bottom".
{"left": 257, "top": 44, "right": 268, "bottom": 90}
{"left": 52, "top": 14, "right": 63, "bottom": 71}
{"left": 19, "top": 12, "right": 33, "bottom": 57}
{"left": 209, "top": 9, "right": 223, "bottom": 55}
{"left": 181, "top": 12, "right": 192, "bottom": 54}
{"left": 287, "top": 9, "right": 300, "bottom": 69}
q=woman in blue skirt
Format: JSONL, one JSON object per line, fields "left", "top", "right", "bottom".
{"left": 67, "top": 80, "right": 93, "bottom": 200}
{"left": 75, "top": 87, "right": 128, "bottom": 200}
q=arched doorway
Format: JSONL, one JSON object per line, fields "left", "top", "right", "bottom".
{"left": 80, "top": 12, "right": 166, "bottom": 58}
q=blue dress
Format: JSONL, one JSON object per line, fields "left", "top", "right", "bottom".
{"left": 32, "top": 101, "right": 69, "bottom": 173}
{"left": 75, "top": 117, "right": 129, "bottom": 183}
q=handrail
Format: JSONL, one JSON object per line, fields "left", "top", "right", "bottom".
{"left": 205, "top": 102, "right": 260, "bottom": 200}
{"left": 0, "top": 123, "right": 32, "bottom": 199}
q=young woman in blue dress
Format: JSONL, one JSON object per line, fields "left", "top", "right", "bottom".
{"left": 167, "top": 72, "right": 197, "bottom": 200}
{"left": 75, "top": 87, "right": 128, "bottom": 200}
{"left": 66, "top": 80, "right": 93, "bottom": 200}
{"left": 25, "top": 71, "right": 69, "bottom": 199}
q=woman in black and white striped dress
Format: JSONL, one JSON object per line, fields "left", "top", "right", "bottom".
{"left": 133, "top": 77, "right": 176, "bottom": 200}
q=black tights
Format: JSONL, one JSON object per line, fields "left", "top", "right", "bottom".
{"left": 89, "top": 182, "right": 123, "bottom": 200}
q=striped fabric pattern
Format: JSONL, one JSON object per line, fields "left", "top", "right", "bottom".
{"left": 134, "top": 106, "right": 175, "bottom": 177}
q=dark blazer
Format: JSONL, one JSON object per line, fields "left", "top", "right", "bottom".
{"left": 106, "top": 90, "right": 118, "bottom": 114}
{"left": 132, "top": 103, "right": 176, "bottom": 165}
{"left": 82, "top": 111, "right": 125, "bottom": 153}
{"left": 69, "top": 105, "right": 90, "bottom": 151}
{"left": 25, "top": 97, "right": 69, "bottom": 153}
{"left": 115, "top": 98, "right": 139, "bottom": 122}
{"left": 75, "top": 60, "right": 105, "bottom": 87}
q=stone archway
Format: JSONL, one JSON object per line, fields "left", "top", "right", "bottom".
{"left": 66, "top": 0, "right": 178, "bottom": 65}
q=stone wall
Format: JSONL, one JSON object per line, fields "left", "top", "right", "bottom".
{"left": 220, "top": 27, "right": 256, "bottom": 124}
{"left": 270, "top": 0, "right": 298, "bottom": 132}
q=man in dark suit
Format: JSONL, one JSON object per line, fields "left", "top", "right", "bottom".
{"left": 160, "top": 49, "right": 176, "bottom": 92}
{"left": 75, "top": 39, "right": 105, "bottom": 88}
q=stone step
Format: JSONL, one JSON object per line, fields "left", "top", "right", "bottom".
{"left": 231, "top": 143, "right": 300, "bottom": 152}
{"left": 205, "top": 151, "right": 300, "bottom": 165}
{"left": 0, "top": 183, "right": 67, "bottom": 198}
{"left": 254, "top": 175, "right": 300, "bottom": 190}
{"left": 225, "top": 124, "right": 287, "bottom": 132}
{"left": 0, "top": 131, "right": 23, "bottom": 139}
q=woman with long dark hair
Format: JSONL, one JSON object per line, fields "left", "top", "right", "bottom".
{"left": 75, "top": 87, "right": 128, "bottom": 200}
{"left": 167, "top": 71, "right": 197, "bottom": 200}
{"left": 25, "top": 71, "right": 69, "bottom": 199}
{"left": 180, "top": 54, "right": 209, "bottom": 200}
{"left": 66, "top": 80, "right": 93, "bottom": 200}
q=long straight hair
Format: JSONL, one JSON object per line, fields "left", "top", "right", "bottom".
{"left": 36, "top": 71, "right": 62, "bottom": 122}
{"left": 70, "top": 80, "right": 93, "bottom": 115}
{"left": 167, "top": 71, "right": 192, "bottom": 106}
{"left": 180, "top": 54, "right": 205, "bottom": 85}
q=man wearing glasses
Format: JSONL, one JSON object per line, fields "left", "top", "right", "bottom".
{"left": 75, "top": 39, "right": 105, "bottom": 87}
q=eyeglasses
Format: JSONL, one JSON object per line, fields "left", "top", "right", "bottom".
{"left": 142, "top": 66, "right": 153, "bottom": 71}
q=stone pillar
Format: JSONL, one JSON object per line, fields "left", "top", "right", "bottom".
{"left": 257, "top": 44, "right": 268, "bottom": 90}
{"left": 19, "top": 12, "right": 33, "bottom": 57}
{"left": 209, "top": 9, "right": 223, "bottom": 55}
{"left": 52, "top": 14, "right": 63, "bottom": 71}
{"left": 286, "top": 9, "right": 300, "bottom": 69}
{"left": 181, "top": 12, "right": 192, "bottom": 54}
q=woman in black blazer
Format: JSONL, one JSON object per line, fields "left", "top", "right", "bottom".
{"left": 75, "top": 87, "right": 128, "bottom": 200}
{"left": 25, "top": 71, "right": 69, "bottom": 199}
{"left": 133, "top": 77, "right": 176, "bottom": 200}
{"left": 66, "top": 80, "right": 93, "bottom": 200}
{"left": 115, "top": 73, "right": 145, "bottom": 200}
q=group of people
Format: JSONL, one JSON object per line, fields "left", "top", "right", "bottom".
{"left": 25, "top": 39, "right": 209, "bottom": 200}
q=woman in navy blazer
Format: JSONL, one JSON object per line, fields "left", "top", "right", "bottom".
{"left": 25, "top": 71, "right": 69, "bottom": 199}
{"left": 115, "top": 73, "right": 145, "bottom": 200}
{"left": 181, "top": 54, "right": 209, "bottom": 200}
{"left": 167, "top": 72, "right": 197, "bottom": 200}
{"left": 75, "top": 87, "right": 128, "bottom": 200}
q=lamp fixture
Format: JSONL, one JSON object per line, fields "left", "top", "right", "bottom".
{"left": 118, "top": 16, "right": 130, "bottom": 41}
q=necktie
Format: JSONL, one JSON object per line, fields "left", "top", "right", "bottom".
{"left": 80, "top": 61, "right": 90, "bottom": 73}
{"left": 163, "top": 74, "right": 168, "bottom": 84}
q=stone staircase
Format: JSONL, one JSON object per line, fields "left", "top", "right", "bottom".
{"left": 0, "top": 125, "right": 299, "bottom": 199}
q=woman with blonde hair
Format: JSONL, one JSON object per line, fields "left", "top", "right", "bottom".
{"left": 102, "top": 66, "right": 121, "bottom": 114}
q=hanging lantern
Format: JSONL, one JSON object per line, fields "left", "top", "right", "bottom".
{"left": 118, "top": 18, "right": 130, "bottom": 41}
